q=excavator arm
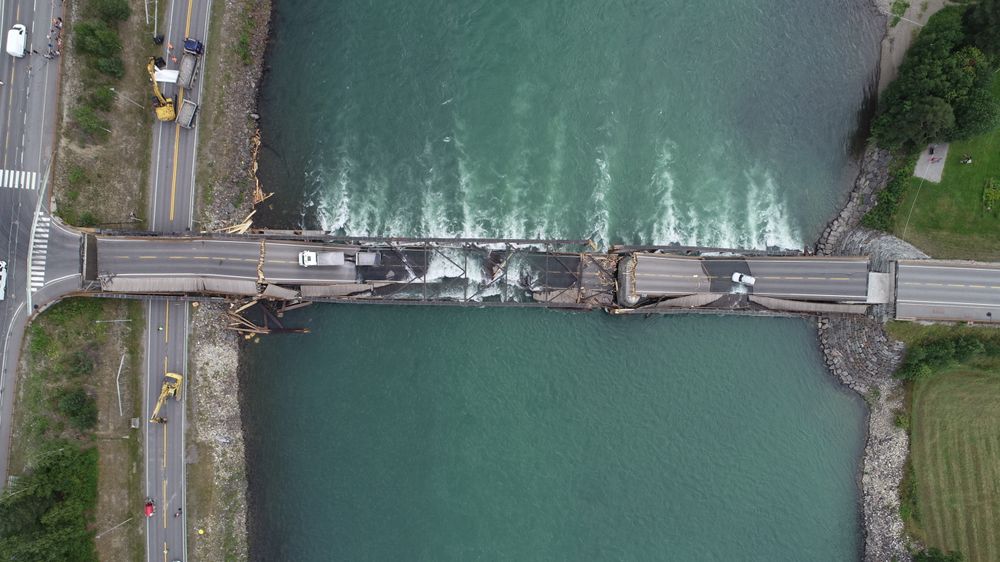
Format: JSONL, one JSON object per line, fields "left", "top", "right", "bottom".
{"left": 149, "top": 373, "right": 183, "bottom": 424}
{"left": 146, "top": 58, "right": 176, "bottom": 122}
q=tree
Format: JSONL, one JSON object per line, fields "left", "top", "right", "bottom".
{"left": 953, "top": 78, "right": 1000, "bottom": 138}
{"left": 873, "top": 95, "right": 955, "bottom": 149}
{"left": 872, "top": 6, "right": 1000, "bottom": 149}
{"left": 964, "top": 0, "right": 1000, "bottom": 55}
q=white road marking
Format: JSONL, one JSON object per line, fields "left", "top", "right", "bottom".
{"left": 28, "top": 213, "right": 50, "bottom": 293}
{"left": 0, "top": 169, "right": 37, "bottom": 190}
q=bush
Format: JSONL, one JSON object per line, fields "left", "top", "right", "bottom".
{"left": 67, "top": 165, "right": 90, "bottom": 187}
{"left": 56, "top": 388, "right": 97, "bottom": 431}
{"left": 74, "top": 21, "right": 121, "bottom": 56}
{"left": 984, "top": 177, "right": 1000, "bottom": 214}
{"left": 900, "top": 462, "right": 919, "bottom": 523}
{"left": 894, "top": 412, "right": 911, "bottom": 431}
{"left": 86, "top": 87, "right": 115, "bottom": 112}
{"left": 861, "top": 155, "right": 917, "bottom": 231}
{"left": 94, "top": 55, "right": 124, "bottom": 78}
{"left": 891, "top": 0, "right": 910, "bottom": 26}
{"left": 89, "top": 0, "right": 130, "bottom": 23}
{"left": 896, "top": 333, "right": 998, "bottom": 380}
{"left": 914, "top": 548, "right": 965, "bottom": 562}
{"left": 61, "top": 350, "right": 94, "bottom": 379}
{"left": 72, "top": 105, "right": 109, "bottom": 142}
{"left": 78, "top": 212, "right": 99, "bottom": 227}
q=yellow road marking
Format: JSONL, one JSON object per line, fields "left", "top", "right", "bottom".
{"left": 163, "top": 424, "right": 168, "bottom": 469}
{"left": 139, "top": 256, "right": 158, "bottom": 259}
{"left": 167, "top": 0, "right": 197, "bottom": 222}
{"left": 782, "top": 276, "right": 804, "bottom": 280}
{"left": 165, "top": 303, "right": 170, "bottom": 344}
{"left": 161, "top": 476, "right": 167, "bottom": 528}
{"left": 168, "top": 256, "right": 186, "bottom": 259}
{"left": 169, "top": 125, "right": 180, "bottom": 221}
{"left": 948, "top": 284, "right": 966, "bottom": 288}
{"left": 193, "top": 256, "right": 210, "bottom": 260}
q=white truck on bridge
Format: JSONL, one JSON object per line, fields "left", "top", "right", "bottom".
{"left": 298, "top": 250, "right": 345, "bottom": 267}
{"left": 177, "top": 38, "right": 204, "bottom": 90}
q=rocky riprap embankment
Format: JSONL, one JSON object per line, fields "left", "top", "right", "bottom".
{"left": 818, "top": 316, "right": 911, "bottom": 562}
{"left": 815, "top": 146, "right": 893, "bottom": 256}
{"left": 812, "top": 136, "right": 931, "bottom": 561}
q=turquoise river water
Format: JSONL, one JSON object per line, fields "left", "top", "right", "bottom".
{"left": 246, "top": 0, "right": 882, "bottom": 559}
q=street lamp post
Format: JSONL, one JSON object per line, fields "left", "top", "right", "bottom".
{"left": 109, "top": 87, "right": 144, "bottom": 109}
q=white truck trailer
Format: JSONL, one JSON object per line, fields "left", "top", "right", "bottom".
{"left": 298, "top": 250, "right": 345, "bottom": 267}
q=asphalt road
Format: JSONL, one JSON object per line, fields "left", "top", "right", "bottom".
{"left": 631, "top": 254, "right": 870, "bottom": 303}
{"left": 895, "top": 260, "right": 1000, "bottom": 323}
{"left": 144, "top": 0, "right": 213, "bottom": 560}
{"left": 98, "top": 238, "right": 365, "bottom": 285}
{"left": 144, "top": 299, "right": 189, "bottom": 562}
{"left": 0, "top": 0, "right": 65, "bottom": 485}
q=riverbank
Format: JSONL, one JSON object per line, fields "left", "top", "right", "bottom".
{"left": 810, "top": 2, "right": 959, "bottom": 559}
{"left": 184, "top": 0, "right": 273, "bottom": 558}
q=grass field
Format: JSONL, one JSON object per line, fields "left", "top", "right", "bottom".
{"left": 910, "top": 366, "right": 1000, "bottom": 562}
{"left": 892, "top": 79, "right": 1000, "bottom": 259}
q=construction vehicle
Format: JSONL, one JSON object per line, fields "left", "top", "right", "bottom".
{"left": 146, "top": 57, "right": 175, "bottom": 122}
{"left": 176, "top": 98, "right": 198, "bottom": 129}
{"left": 149, "top": 373, "right": 183, "bottom": 424}
{"left": 177, "top": 37, "right": 204, "bottom": 89}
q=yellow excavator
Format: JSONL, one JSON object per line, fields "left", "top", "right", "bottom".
{"left": 149, "top": 372, "right": 183, "bottom": 424}
{"left": 146, "top": 57, "right": 176, "bottom": 122}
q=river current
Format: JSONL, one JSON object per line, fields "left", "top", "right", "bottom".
{"left": 246, "top": 0, "right": 882, "bottom": 559}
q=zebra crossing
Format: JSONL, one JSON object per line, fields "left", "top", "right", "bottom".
{"left": 0, "top": 169, "right": 38, "bottom": 190}
{"left": 30, "top": 213, "right": 51, "bottom": 293}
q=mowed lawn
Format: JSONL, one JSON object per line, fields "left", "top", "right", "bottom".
{"left": 911, "top": 367, "right": 1000, "bottom": 562}
{"left": 893, "top": 80, "right": 1000, "bottom": 260}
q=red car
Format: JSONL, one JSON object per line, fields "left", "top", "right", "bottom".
{"left": 144, "top": 498, "right": 155, "bottom": 517}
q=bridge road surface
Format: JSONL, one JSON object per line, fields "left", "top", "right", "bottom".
{"left": 0, "top": 0, "right": 64, "bottom": 484}
{"left": 895, "top": 260, "right": 1000, "bottom": 323}
{"left": 632, "top": 254, "right": 870, "bottom": 302}
{"left": 145, "top": 0, "right": 213, "bottom": 559}
{"left": 99, "top": 238, "right": 364, "bottom": 285}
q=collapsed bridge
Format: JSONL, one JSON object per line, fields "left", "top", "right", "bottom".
{"left": 21, "top": 223, "right": 997, "bottom": 323}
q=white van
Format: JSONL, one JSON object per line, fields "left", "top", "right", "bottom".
{"left": 0, "top": 260, "right": 7, "bottom": 301}
{"left": 6, "top": 24, "right": 26, "bottom": 58}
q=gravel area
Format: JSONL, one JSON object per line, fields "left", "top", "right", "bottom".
{"left": 188, "top": 304, "right": 249, "bottom": 561}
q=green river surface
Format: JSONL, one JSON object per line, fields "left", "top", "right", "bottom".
{"left": 246, "top": 0, "right": 882, "bottom": 559}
